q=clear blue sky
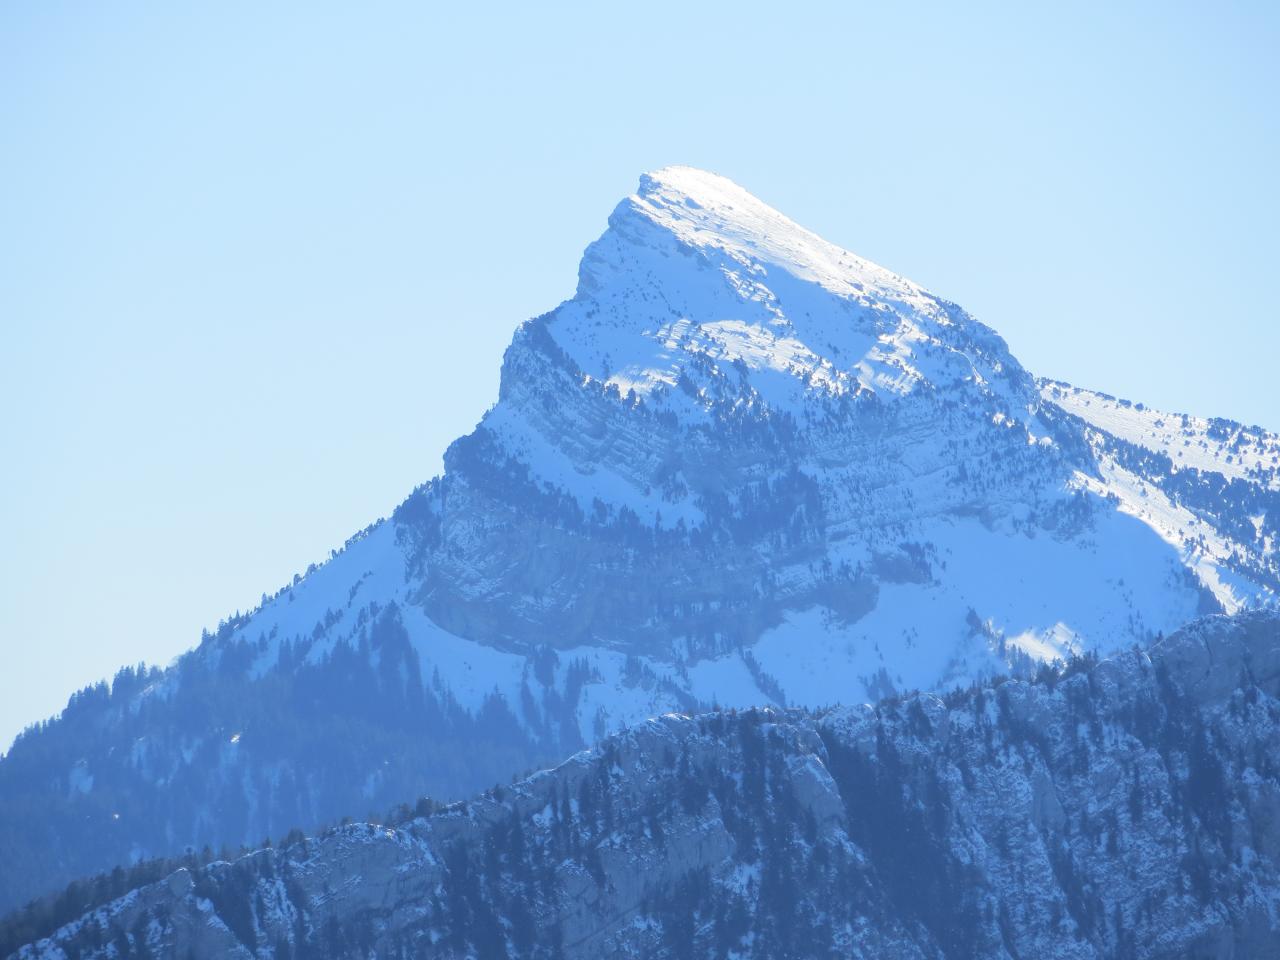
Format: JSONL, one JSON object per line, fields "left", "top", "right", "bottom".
{"left": 2, "top": 1, "right": 1277, "bottom": 750}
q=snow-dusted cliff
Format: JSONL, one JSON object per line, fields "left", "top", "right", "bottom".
{"left": 1, "top": 167, "right": 1276, "bottom": 913}
{"left": 9, "top": 611, "right": 1280, "bottom": 959}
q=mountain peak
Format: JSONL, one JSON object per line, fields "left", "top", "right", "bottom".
{"left": 559, "top": 167, "right": 1028, "bottom": 418}
{"left": 619, "top": 165, "right": 924, "bottom": 308}
{"left": 632, "top": 164, "right": 785, "bottom": 233}
{"left": 3, "top": 165, "right": 1278, "bottom": 917}
{"left": 635, "top": 164, "right": 740, "bottom": 202}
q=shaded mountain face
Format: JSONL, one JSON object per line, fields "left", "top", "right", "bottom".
{"left": 10, "top": 611, "right": 1280, "bottom": 959}
{"left": 1, "top": 167, "right": 1277, "bottom": 912}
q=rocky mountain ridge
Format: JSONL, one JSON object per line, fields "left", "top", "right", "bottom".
{"left": 9, "top": 610, "right": 1280, "bottom": 959}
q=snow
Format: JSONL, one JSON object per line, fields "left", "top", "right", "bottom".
{"left": 67, "top": 761, "right": 93, "bottom": 797}
{"left": 1042, "top": 380, "right": 1280, "bottom": 488}
{"left": 1073, "top": 457, "right": 1260, "bottom": 613}
{"left": 228, "top": 520, "right": 407, "bottom": 678}
{"left": 480, "top": 401, "right": 703, "bottom": 529}
{"left": 1007, "top": 623, "right": 1078, "bottom": 663}
{"left": 548, "top": 164, "right": 1029, "bottom": 431}
{"left": 631, "top": 166, "right": 935, "bottom": 314}
{"left": 685, "top": 652, "right": 773, "bottom": 710}
{"left": 397, "top": 604, "right": 528, "bottom": 715}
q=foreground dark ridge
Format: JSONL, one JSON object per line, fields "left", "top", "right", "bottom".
{"left": 9, "top": 610, "right": 1280, "bottom": 959}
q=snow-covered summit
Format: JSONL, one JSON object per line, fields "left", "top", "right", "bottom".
{"left": 559, "top": 167, "right": 1027, "bottom": 421}
{"left": 624, "top": 165, "right": 928, "bottom": 306}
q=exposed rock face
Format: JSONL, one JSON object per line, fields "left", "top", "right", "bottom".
{"left": 2, "top": 167, "right": 1277, "bottom": 912}
{"left": 11, "top": 611, "right": 1280, "bottom": 959}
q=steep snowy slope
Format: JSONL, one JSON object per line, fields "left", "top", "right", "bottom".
{"left": 0, "top": 167, "right": 1275, "bottom": 912}
{"left": 1041, "top": 380, "right": 1280, "bottom": 487}
{"left": 9, "top": 611, "right": 1280, "bottom": 959}
{"left": 1040, "top": 380, "right": 1280, "bottom": 605}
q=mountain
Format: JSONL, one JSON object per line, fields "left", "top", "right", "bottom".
{"left": 2, "top": 166, "right": 1277, "bottom": 913}
{"left": 8, "top": 611, "right": 1280, "bottom": 959}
